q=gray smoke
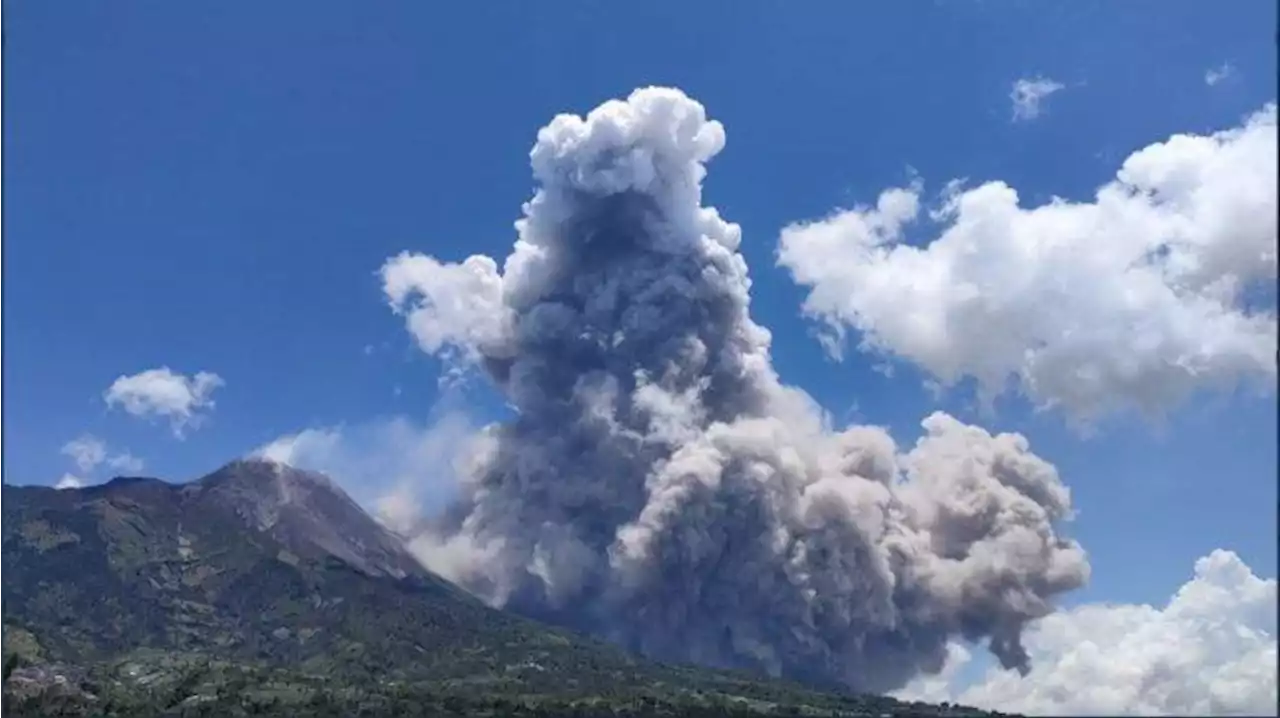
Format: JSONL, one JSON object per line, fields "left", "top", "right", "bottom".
{"left": 380, "top": 87, "right": 1090, "bottom": 693}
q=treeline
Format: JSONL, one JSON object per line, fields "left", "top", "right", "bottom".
{"left": 2, "top": 689, "right": 905, "bottom": 718}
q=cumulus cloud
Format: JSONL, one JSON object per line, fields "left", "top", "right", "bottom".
{"left": 378, "top": 87, "right": 1088, "bottom": 694}
{"left": 1205, "top": 63, "right": 1235, "bottom": 87}
{"left": 895, "top": 550, "right": 1278, "bottom": 716}
{"left": 778, "top": 104, "right": 1278, "bottom": 423}
{"left": 1010, "top": 77, "right": 1065, "bottom": 121}
{"left": 252, "top": 412, "right": 478, "bottom": 535}
{"left": 59, "top": 434, "right": 145, "bottom": 477}
{"left": 103, "top": 367, "right": 224, "bottom": 437}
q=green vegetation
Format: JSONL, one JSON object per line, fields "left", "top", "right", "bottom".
{"left": 2, "top": 657, "right": 990, "bottom": 718}
{"left": 2, "top": 477, "right": 1012, "bottom": 717}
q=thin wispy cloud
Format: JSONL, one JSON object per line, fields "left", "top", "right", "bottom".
{"left": 60, "top": 434, "right": 107, "bottom": 473}
{"left": 1010, "top": 76, "right": 1065, "bottom": 121}
{"left": 61, "top": 434, "right": 145, "bottom": 473}
{"left": 105, "top": 452, "right": 145, "bottom": 473}
{"left": 1205, "top": 62, "right": 1235, "bottom": 86}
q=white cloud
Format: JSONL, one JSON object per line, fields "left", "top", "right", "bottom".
{"left": 1205, "top": 63, "right": 1235, "bottom": 87}
{"left": 252, "top": 412, "right": 478, "bottom": 534}
{"left": 60, "top": 435, "right": 107, "bottom": 472}
{"left": 1010, "top": 76, "right": 1065, "bottom": 121}
{"left": 777, "top": 104, "right": 1278, "bottom": 423}
{"left": 59, "top": 434, "right": 145, "bottom": 475}
{"left": 54, "top": 474, "right": 84, "bottom": 490}
{"left": 103, "top": 367, "right": 224, "bottom": 437}
{"left": 895, "top": 550, "right": 1278, "bottom": 717}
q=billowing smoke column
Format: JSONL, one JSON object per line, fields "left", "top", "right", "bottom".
{"left": 381, "top": 87, "right": 1089, "bottom": 693}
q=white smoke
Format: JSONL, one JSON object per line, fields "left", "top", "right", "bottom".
{"left": 379, "top": 87, "right": 1088, "bottom": 693}
{"left": 777, "top": 105, "right": 1278, "bottom": 424}
{"left": 252, "top": 412, "right": 477, "bottom": 534}
{"left": 54, "top": 473, "right": 85, "bottom": 490}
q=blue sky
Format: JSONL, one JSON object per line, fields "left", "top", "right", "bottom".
{"left": 3, "top": 3, "right": 1277, "bottom": 710}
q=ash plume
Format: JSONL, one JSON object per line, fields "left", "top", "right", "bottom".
{"left": 380, "top": 87, "right": 1089, "bottom": 693}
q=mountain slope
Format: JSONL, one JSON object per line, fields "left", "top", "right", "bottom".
{"left": 193, "top": 459, "right": 431, "bottom": 581}
{"left": 3, "top": 461, "right": 634, "bottom": 681}
{"left": 2, "top": 461, "right": 1007, "bottom": 717}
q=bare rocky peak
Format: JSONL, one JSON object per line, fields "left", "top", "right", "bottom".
{"left": 192, "top": 457, "right": 426, "bottom": 581}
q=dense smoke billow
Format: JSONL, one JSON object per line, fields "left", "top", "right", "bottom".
{"left": 380, "top": 87, "right": 1089, "bottom": 693}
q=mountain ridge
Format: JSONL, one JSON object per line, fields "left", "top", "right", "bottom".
{"left": 2, "top": 460, "right": 1010, "bottom": 717}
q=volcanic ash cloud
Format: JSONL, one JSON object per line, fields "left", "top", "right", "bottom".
{"left": 380, "top": 87, "right": 1089, "bottom": 693}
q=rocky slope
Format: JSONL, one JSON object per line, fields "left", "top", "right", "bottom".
{"left": 1, "top": 460, "right": 1009, "bottom": 717}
